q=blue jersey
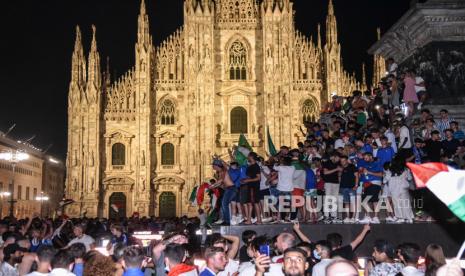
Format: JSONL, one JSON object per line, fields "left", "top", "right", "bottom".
{"left": 376, "top": 147, "right": 395, "bottom": 167}
{"left": 228, "top": 168, "right": 241, "bottom": 188}
{"left": 357, "top": 160, "right": 383, "bottom": 184}
{"left": 305, "top": 168, "right": 316, "bottom": 190}
{"left": 361, "top": 144, "right": 373, "bottom": 154}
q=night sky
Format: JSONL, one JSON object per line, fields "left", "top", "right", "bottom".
{"left": 0, "top": 0, "right": 410, "bottom": 159}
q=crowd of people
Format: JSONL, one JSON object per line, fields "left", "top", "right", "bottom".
{"left": 209, "top": 67, "right": 464, "bottom": 227}
{"left": 1, "top": 67, "right": 464, "bottom": 276}
{"left": 0, "top": 212, "right": 463, "bottom": 276}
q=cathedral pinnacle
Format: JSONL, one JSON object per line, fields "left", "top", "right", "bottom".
{"left": 328, "top": 0, "right": 334, "bottom": 15}
{"left": 140, "top": 0, "right": 146, "bottom": 15}
{"left": 137, "top": 0, "right": 150, "bottom": 46}
{"left": 71, "top": 25, "right": 86, "bottom": 88}
{"left": 87, "top": 25, "right": 101, "bottom": 94}
{"left": 91, "top": 25, "right": 97, "bottom": 52}
{"left": 74, "top": 25, "right": 83, "bottom": 52}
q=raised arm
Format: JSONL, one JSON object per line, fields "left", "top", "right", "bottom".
{"left": 223, "top": 234, "right": 240, "bottom": 260}
{"left": 350, "top": 224, "right": 371, "bottom": 250}
{"left": 293, "top": 222, "right": 311, "bottom": 243}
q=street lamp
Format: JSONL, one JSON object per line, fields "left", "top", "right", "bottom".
{"left": 0, "top": 191, "right": 11, "bottom": 218}
{"left": 35, "top": 192, "right": 49, "bottom": 217}
{"left": 0, "top": 150, "right": 29, "bottom": 218}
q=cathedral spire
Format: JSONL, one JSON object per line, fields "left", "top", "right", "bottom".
{"left": 328, "top": 0, "right": 334, "bottom": 15}
{"left": 317, "top": 24, "right": 322, "bottom": 50}
{"left": 372, "top": 27, "right": 386, "bottom": 86}
{"left": 137, "top": 0, "right": 151, "bottom": 46}
{"left": 87, "top": 25, "right": 101, "bottom": 99}
{"left": 362, "top": 63, "right": 367, "bottom": 89}
{"left": 71, "top": 25, "right": 86, "bottom": 88}
{"left": 325, "top": 0, "right": 338, "bottom": 47}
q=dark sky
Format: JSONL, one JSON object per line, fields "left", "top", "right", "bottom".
{"left": 0, "top": 0, "right": 410, "bottom": 159}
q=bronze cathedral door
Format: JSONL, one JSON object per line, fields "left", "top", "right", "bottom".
{"left": 159, "top": 192, "right": 176, "bottom": 218}
{"left": 109, "top": 192, "right": 127, "bottom": 219}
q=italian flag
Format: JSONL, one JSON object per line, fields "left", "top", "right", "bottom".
{"left": 267, "top": 125, "right": 278, "bottom": 156}
{"left": 407, "top": 162, "right": 465, "bottom": 222}
{"left": 234, "top": 133, "right": 252, "bottom": 166}
{"left": 189, "top": 186, "right": 198, "bottom": 206}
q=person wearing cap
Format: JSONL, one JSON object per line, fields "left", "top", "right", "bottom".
{"left": 334, "top": 134, "right": 350, "bottom": 150}
{"left": 66, "top": 223, "right": 95, "bottom": 252}
{"left": 0, "top": 244, "right": 27, "bottom": 275}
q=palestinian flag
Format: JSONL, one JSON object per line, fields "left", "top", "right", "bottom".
{"left": 267, "top": 126, "right": 278, "bottom": 156}
{"left": 235, "top": 134, "right": 252, "bottom": 166}
{"left": 407, "top": 162, "right": 465, "bottom": 222}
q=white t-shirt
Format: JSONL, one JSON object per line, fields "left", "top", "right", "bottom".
{"left": 399, "top": 126, "right": 412, "bottom": 149}
{"left": 49, "top": 268, "right": 76, "bottom": 276}
{"left": 401, "top": 266, "right": 424, "bottom": 276}
{"left": 260, "top": 166, "right": 271, "bottom": 191}
{"left": 388, "top": 63, "right": 398, "bottom": 76}
{"left": 312, "top": 259, "right": 334, "bottom": 276}
{"left": 239, "top": 263, "right": 284, "bottom": 276}
{"left": 415, "top": 77, "right": 426, "bottom": 93}
{"left": 293, "top": 169, "right": 306, "bottom": 190}
{"left": 26, "top": 272, "right": 50, "bottom": 276}
{"left": 273, "top": 165, "right": 295, "bottom": 192}
{"left": 67, "top": 234, "right": 95, "bottom": 251}
{"left": 334, "top": 139, "right": 346, "bottom": 149}
{"left": 385, "top": 129, "right": 398, "bottom": 153}
{"left": 218, "top": 259, "right": 239, "bottom": 276}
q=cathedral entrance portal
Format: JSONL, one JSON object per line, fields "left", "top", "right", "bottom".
{"left": 159, "top": 192, "right": 176, "bottom": 218}
{"left": 109, "top": 192, "right": 127, "bottom": 219}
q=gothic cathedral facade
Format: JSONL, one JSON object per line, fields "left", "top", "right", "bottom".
{"left": 65, "top": 0, "right": 362, "bottom": 218}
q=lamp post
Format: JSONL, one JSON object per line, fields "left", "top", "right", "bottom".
{"left": 35, "top": 192, "right": 49, "bottom": 217}
{"left": 0, "top": 150, "right": 29, "bottom": 218}
{"left": 0, "top": 191, "right": 11, "bottom": 218}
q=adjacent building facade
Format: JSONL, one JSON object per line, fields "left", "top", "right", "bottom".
{"left": 0, "top": 135, "right": 65, "bottom": 218}
{"left": 65, "top": 0, "right": 363, "bottom": 218}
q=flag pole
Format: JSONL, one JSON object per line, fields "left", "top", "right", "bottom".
{"left": 457, "top": 240, "right": 465, "bottom": 259}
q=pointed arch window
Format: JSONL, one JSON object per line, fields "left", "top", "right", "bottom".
{"left": 302, "top": 99, "right": 318, "bottom": 123}
{"left": 112, "top": 143, "right": 126, "bottom": 165}
{"left": 230, "top": 106, "right": 248, "bottom": 134}
{"left": 159, "top": 99, "right": 176, "bottom": 125}
{"left": 161, "top": 143, "right": 175, "bottom": 165}
{"left": 229, "top": 41, "right": 247, "bottom": 80}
